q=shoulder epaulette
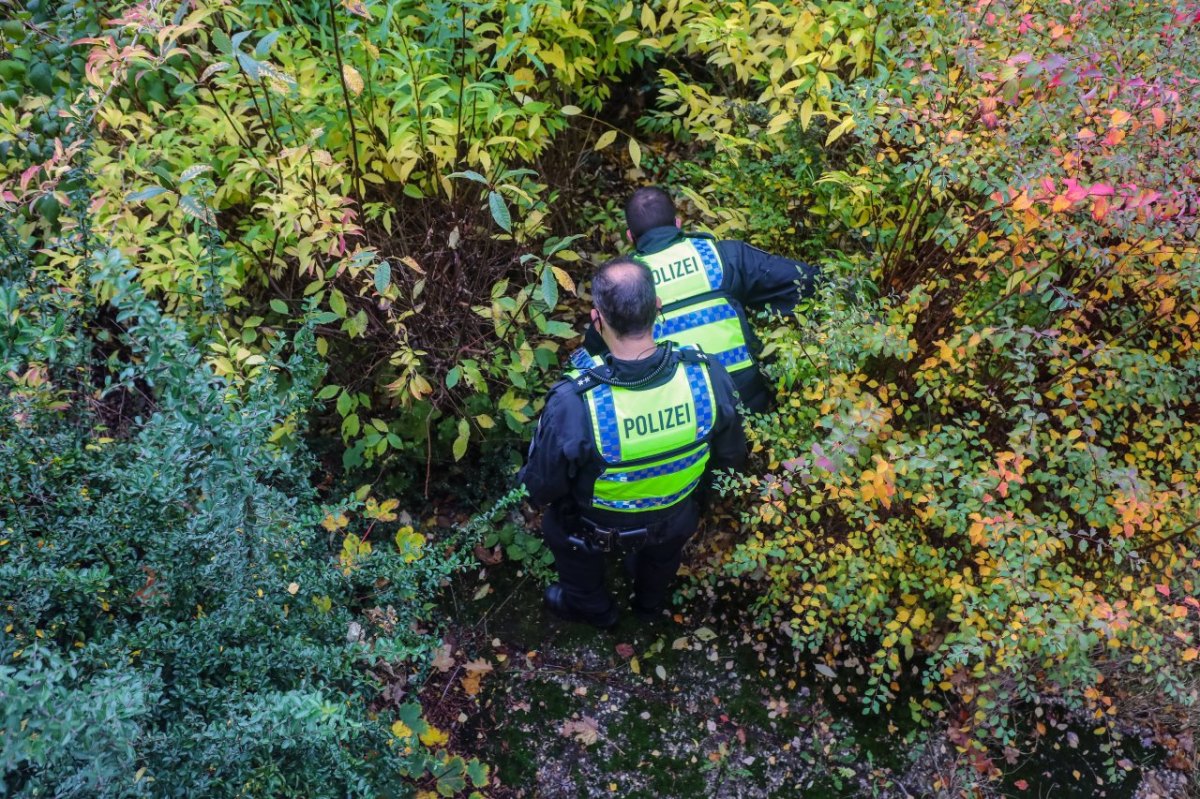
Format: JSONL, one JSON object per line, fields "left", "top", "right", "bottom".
{"left": 676, "top": 344, "right": 709, "bottom": 364}
{"left": 684, "top": 230, "right": 717, "bottom": 242}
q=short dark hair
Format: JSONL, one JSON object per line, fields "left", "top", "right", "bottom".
{"left": 624, "top": 187, "right": 677, "bottom": 240}
{"left": 592, "top": 257, "right": 658, "bottom": 339}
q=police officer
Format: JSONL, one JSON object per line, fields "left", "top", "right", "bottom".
{"left": 580, "top": 186, "right": 821, "bottom": 413}
{"left": 520, "top": 257, "right": 747, "bottom": 628}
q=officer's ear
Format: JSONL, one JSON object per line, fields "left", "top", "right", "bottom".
{"left": 625, "top": 228, "right": 634, "bottom": 244}
{"left": 675, "top": 215, "right": 682, "bottom": 229}
{"left": 655, "top": 296, "right": 663, "bottom": 311}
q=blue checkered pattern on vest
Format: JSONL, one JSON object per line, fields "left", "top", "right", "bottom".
{"left": 693, "top": 238, "right": 724, "bottom": 290}
{"left": 591, "top": 383, "right": 622, "bottom": 463}
{"left": 569, "top": 347, "right": 595, "bottom": 369}
{"left": 655, "top": 303, "right": 738, "bottom": 339}
{"left": 592, "top": 475, "right": 703, "bottom": 511}
{"left": 599, "top": 445, "right": 707, "bottom": 484}
{"left": 683, "top": 360, "right": 715, "bottom": 438}
{"left": 713, "top": 345, "right": 750, "bottom": 369}
{"left": 590, "top": 358, "right": 714, "bottom": 465}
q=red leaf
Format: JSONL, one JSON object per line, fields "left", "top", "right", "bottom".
{"left": 615, "top": 643, "right": 635, "bottom": 659}
{"left": 1015, "top": 779, "right": 1029, "bottom": 790}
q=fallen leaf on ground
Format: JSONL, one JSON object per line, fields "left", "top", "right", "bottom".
{"left": 561, "top": 716, "right": 600, "bottom": 746}
{"left": 460, "top": 658, "right": 493, "bottom": 696}
{"left": 431, "top": 644, "right": 455, "bottom": 672}
{"left": 473, "top": 544, "right": 502, "bottom": 565}
{"left": 615, "top": 642, "right": 635, "bottom": 659}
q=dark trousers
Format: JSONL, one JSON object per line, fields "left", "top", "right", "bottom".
{"left": 542, "top": 500, "right": 700, "bottom": 618}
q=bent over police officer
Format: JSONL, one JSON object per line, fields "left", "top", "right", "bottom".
{"left": 581, "top": 186, "right": 821, "bottom": 413}
{"left": 520, "top": 257, "right": 747, "bottom": 629}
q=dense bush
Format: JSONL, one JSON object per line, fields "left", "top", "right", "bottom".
{"left": 683, "top": 0, "right": 1200, "bottom": 758}
{"left": 0, "top": 240, "right": 491, "bottom": 796}
{"left": 3, "top": 0, "right": 1198, "bottom": 789}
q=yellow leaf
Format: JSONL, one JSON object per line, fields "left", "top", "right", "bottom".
{"left": 766, "top": 111, "right": 792, "bottom": 135}
{"left": 561, "top": 104, "right": 582, "bottom": 116}
{"left": 475, "top": 413, "right": 495, "bottom": 429}
{"left": 287, "top": 582, "right": 299, "bottom": 595}
{"left": 1109, "top": 109, "right": 1131, "bottom": 127}
{"left": 800, "top": 98, "right": 814, "bottom": 131}
{"left": 826, "top": 116, "right": 855, "bottom": 145}
{"left": 342, "top": 64, "right": 364, "bottom": 96}
{"left": 419, "top": 725, "right": 449, "bottom": 747}
{"left": 630, "top": 657, "right": 640, "bottom": 675}
{"left": 321, "top": 513, "right": 348, "bottom": 532}
{"left": 640, "top": 2, "right": 655, "bottom": 31}
{"left": 594, "top": 130, "right": 618, "bottom": 151}
{"left": 391, "top": 720, "right": 413, "bottom": 738}
{"left": 551, "top": 266, "right": 576, "bottom": 294}
{"left": 614, "top": 30, "right": 640, "bottom": 45}
{"left": 1183, "top": 648, "right": 1198, "bottom": 662}
{"left": 628, "top": 138, "right": 642, "bottom": 168}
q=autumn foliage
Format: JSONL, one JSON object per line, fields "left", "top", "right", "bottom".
{"left": 2, "top": 0, "right": 1198, "bottom": 792}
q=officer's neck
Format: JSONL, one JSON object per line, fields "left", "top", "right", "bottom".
{"left": 605, "top": 332, "right": 659, "bottom": 361}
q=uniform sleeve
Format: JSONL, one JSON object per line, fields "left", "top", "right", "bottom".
{"left": 704, "top": 359, "right": 748, "bottom": 473}
{"left": 518, "top": 386, "right": 597, "bottom": 508}
{"left": 718, "top": 239, "right": 821, "bottom": 314}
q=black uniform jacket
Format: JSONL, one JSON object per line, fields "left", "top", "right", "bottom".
{"left": 519, "top": 344, "right": 747, "bottom": 540}
{"left": 583, "top": 226, "right": 821, "bottom": 412}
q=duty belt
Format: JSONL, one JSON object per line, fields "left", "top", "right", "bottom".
{"left": 568, "top": 517, "right": 668, "bottom": 553}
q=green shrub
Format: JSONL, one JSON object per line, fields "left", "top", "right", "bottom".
{"left": 0, "top": 248, "right": 490, "bottom": 797}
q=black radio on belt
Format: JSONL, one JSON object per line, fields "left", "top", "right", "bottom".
{"left": 569, "top": 521, "right": 650, "bottom": 553}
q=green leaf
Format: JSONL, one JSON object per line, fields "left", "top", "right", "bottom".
{"left": 179, "top": 164, "right": 212, "bottom": 183}
{"left": 452, "top": 418, "right": 469, "bottom": 461}
{"left": 329, "top": 290, "right": 347, "bottom": 318}
{"left": 255, "top": 30, "right": 282, "bottom": 58}
{"left": 125, "top": 186, "right": 170, "bottom": 203}
{"left": 374, "top": 261, "right": 391, "bottom": 294}
{"left": 488, "top": 191, "right": 511, "bottom": 232}
{"left": 467, "top": 760, "right": 489, "bottom": 788}
{"left": 269, "top": 299, "right": 288, "bottom": 315}
{"left": 445, "top": 366, "right": 461, "bottom": 389}
{"left": 448, "top": 170, "right": 489, "bottom": 184}
{"left": 316, "top": 384, "right": 340, "bottom": 401}
{"left": 541, "top": 267, "right": 558, "bottom": 309}
{"left": 178, "top": 194, "right": 215, "bottom": 225}
{"left": 561, "top": 104, "right": 582, "bottom": 115}
{"left": 336, "top": 391, "right": 353, "bottom": 417}
{"left": 311, "top": 311, "right": 340, "bottom": 325}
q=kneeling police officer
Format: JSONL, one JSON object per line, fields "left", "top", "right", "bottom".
{"left": 519, "top": 256, "right": 747, "bottom": 628}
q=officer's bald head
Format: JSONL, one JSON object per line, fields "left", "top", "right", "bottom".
{"left": 592, "top": 257, "right": 658, "bottom": 339}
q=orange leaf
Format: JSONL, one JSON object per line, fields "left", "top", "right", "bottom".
{"left": 1182, "top": 648, "right": 1198, "bottom": 662}
{"left": 1109, "top": 109, "right": 1132, "bottom": 127}
{"left": 1151, "top": 107, "right": 1167, "bottom": 129}
{"left": 1050, "top": 195, "right": 1071, "bottom": 213}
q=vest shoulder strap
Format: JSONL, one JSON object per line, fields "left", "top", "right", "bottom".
{"left": 683, "top": 230, "right": 717, "bottom": 242}
{"left": 676, "top": 345, "right": 709, "bottom": 365}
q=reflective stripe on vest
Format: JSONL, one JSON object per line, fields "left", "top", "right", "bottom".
{"left": 569, "top": 351, "right": 716, "bottom": 513}
{"left": 639, "top": 238, "right": 753, "bottom": 372}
